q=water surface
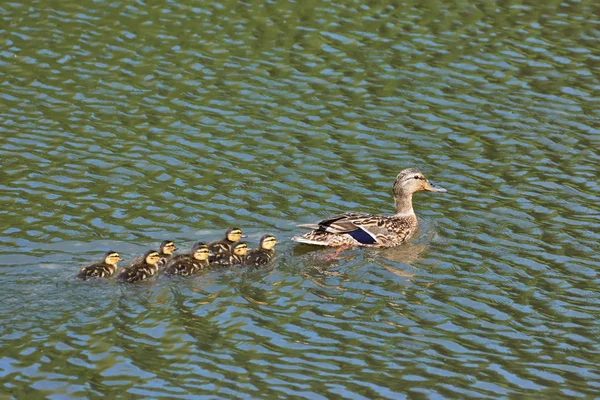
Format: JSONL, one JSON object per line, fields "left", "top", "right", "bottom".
{"left": 1, "top": 0, "right": 599, "bottom": 398}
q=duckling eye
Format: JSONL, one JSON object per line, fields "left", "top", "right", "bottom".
{"left": 414, "top": 176, "right": 419, "bottom": 180}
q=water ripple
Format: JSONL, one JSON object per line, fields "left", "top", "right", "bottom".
{"left": 2, "top": 0, "right": 600, "bottom": 398}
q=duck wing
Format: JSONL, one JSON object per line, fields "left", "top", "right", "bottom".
{"left": 245, "top": 249, "right": 274, "bottom": 267}
{"left": 165, "top": 255, "right": 198, "bottom": 276}
{"left": 118, "top": 264, "right": 155, "bottom": 282}
{"left": 78, "top": 263, "right": 112, "bottom": 280}
{"left": 301, "top": 212, "right": 380, "bottom": 245}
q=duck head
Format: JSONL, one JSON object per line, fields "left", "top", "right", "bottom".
{"left": 144, "top": 250, "right": 161, "bottom": 265}
{"left": 192, "top": 242, "right": 210, "bottom": 261}
{"left": 392, "top": 168, "right": 446, "bottom": 215}
{"left": 259, "top": 234, "right": 277, "bottom": 250}
{"left": 225, "top": 227, "right": 246, "bottom": 242}
{"left": 232, "top": 242, "right": 248, "bottom": 257}
{"left": 160, "top": 240, "right": 177, "bottom": 255}
{"left": 104, "top": 251, "right": 122, "bottom": 266}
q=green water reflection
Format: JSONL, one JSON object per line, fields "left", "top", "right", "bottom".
{"left": 1, "top": 0, "right": 599, "bottom": 398}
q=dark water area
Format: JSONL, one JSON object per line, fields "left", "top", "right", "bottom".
{"left": 1, "top": 0, "right": 599, "bottom": 398}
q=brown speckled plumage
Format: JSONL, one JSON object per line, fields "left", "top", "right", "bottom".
{"left": 217, "top": 242, "right": 248, "bottom": 266}
{"left": 164, "top": 242, "right": 210, "bottom": 276}
{"left": 208, "top": 228, "right": 246, "bottom": 265}
{"left": 292, "top": 168, "right": 446, "bottom": 248}
{"left": 164, "top": 255, "right": 209, "bottom": 276}
{"left": 245, "top": 234, "right": 277, "bottom": 267}
{"left": 117, "top": 250, "right": 160, "bottom": 283}
{"left": 77, "top": 251, "right": 121, "bottom": 281}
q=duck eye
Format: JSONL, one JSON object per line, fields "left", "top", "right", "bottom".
{"left": 414, "top": 176, "right": 419, "bottom": 180}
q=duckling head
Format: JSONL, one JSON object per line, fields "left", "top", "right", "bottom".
{"left": 259, "top": 234, "right": 277, "bottom": 250}
{"left": 104, "top": 251, "right": 122, "bottom": 265}
{"left": 192, "top": 242, "right": 210, "bottom": 261}
{"left": 393, "top": 168, "right": 447, "bottom": 196}
{"left": 232, "top": 242, "right": 248, "bottom": 257}
{"left": 160, "top": 240, "right": 177, "bottom": 255}
{"left": 144, "top": 250, "right": 161, "bottom": 265}
{"left": 225, "top": 227, "right": 247, "bottom": 242}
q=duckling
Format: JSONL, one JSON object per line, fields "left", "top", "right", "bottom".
{"left": 208, "top": 227, "right": 246, "bottom": 264}
{"left": 292, "top": 168, "right": 446, "bottom": 248}
{"left": 117, "top": 250, "right": 161, "bottom": 283}
{"left": 220, "top": 241, "right": 248, "bottom": 266}
{"left": 77, "top": 251, "right": 122, "bottom": 280}
{"left": 245, "top": 234, "right": 277, "bottom": 267}
{"left": 158, "top": 240, "right": 177, "bottom": 266}
{"left": 164, "top": 242, "right": 210, "bottom": 276}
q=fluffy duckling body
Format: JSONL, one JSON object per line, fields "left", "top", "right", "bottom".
{"left": 77, "top": 251, "right": 122, "bottom": 280}
{"left": 117, "top": 250, "right": 161, "bottom": 283}
{"left": 245, "top": 235, "right": 277, "bottom": 267}
{"left": 165, "top": 242, "right": 210, "bottom": 276}
{"left": 292, "top": 168, "right": 446, "bottom": 248}
{"left": 158, "top": 240, "right": 177, "bottom": 266}
{"left": 220, "top": 241, "right": 248, "bottom": 266}
{"left": 208, "top": 228, "right": 246, "bottom": 265}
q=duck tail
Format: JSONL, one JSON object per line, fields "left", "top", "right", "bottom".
{"left": 297, "top": 223, "right": 321, "bottom": 230}
{"left": 291, "top": 235, "right": 329, "bottom": 246}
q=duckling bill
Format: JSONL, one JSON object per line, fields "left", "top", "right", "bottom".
{"left": 165, "top": 242, "right": 210, "bottom": 276}
{"left": 245, "top": 234, "right": 277, "bottom": 267}
{"left": 117, "top": 250, "right": 161, "bottom": 283}
{"left": 77, "top": 251, "right": 122, "bottom": 280}
{"left": 292, "top": 168, "right": 446, "bottom": 247}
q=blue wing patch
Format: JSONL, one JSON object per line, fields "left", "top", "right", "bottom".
{"left": 347, "top": 228, "right": 377, "bottom": 245}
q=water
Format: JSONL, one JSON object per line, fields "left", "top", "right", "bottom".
{"left": 1, "top": 0, "right": 599, "bottom": 398}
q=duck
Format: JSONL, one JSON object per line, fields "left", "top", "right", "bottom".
{"left": 117, "top": 250, "right": 161, "bottom": 283}
{"left": 245, "top": 234, "right": 277, "bottom": 267}
{"left": 158, "top": 240, "right": 177, "bottom": 266}
{"left": 291, "top": 168, "right": 446, "bottom": 248}
{"left": 220, "top": 241, "right": 248, "bottom": 266}
{"left": 164, "top": 242, "right": 210, "bottom": 276}
{"left": 77, "top": 251, "right": 122, "bottom": 280}
{"left": 208, "top": 227, "right": 246, "bottom": 264}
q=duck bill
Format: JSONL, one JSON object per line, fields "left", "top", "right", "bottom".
{"left": 425, "top": 180, "right": 447, "bottom": 192}
{"left": 241, "top": 235, "right": 248, "bottom": 238}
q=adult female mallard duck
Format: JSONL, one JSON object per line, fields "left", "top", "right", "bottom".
{"left": 117, "top": 250, "right": 161, "bottom": 283}
{"left": 220, "top": 241, "right": 248, "bottom": 266}
{"left": 158, "top": 240, "right": 177, "bottom": 266}
{"left": 164, "top": 242, "right": 210, "bottom": 276}
{"left": 77, "top": 251, "right": 122, "bottom": 280}
{"left": 245, "top": 234, "right": 277, "bottom": 267}
{"left": 292, "top": 168, "right": 446, "bottom": 248}
{"left": 208, "top": 227, "right": 246, "bottom": 264}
